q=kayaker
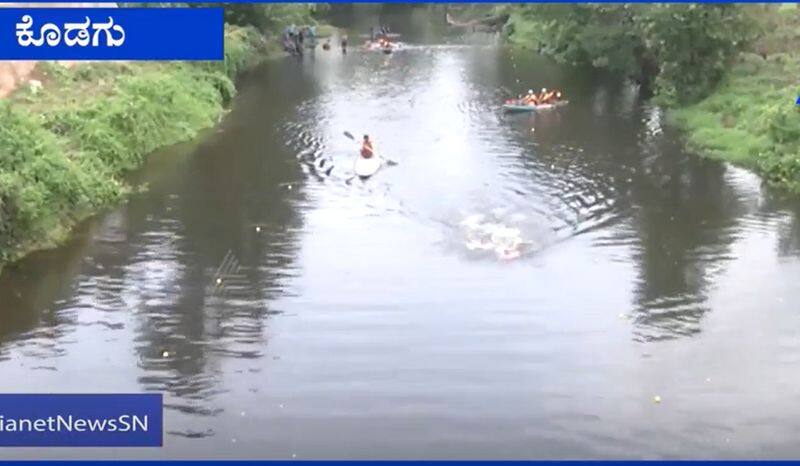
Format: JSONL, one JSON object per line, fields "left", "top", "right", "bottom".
{"left": 537, "top": 88, "right": 547, "bottom": 102}
{"left": 361, "top": 135, "right": 374, "bottom": 159}
{"left": 341, "top": 33, "right": 348, "bottom": 53}
{"left": 522, "top": 89, "right": 538, "bottom": 105}
{"left": 543, "top": 89, "right": 557, "bottom": 104}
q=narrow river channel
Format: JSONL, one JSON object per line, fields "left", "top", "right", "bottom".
{"left": 1, "top": 9, "right": 800, "bottom": 460}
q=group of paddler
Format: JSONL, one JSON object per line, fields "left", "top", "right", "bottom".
{"left": 365, "top": 25, "right": 399, "bottom": 53}
{"left": 288, "top": 26, "right": 396, "bottom": 56}
{"left": 510, "top": 88, "right": 564, "bottom": 107}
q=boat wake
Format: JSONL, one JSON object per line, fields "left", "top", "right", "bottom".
{"left": 456, "top": 209, "right": 555, "bottom": 261}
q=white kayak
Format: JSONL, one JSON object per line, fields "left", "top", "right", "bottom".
{"left": 354, "top": 155, "right": 383, "bottom": 178}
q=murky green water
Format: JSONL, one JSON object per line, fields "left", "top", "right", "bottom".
{"left": 2, "top": 9, "right": 800, "bottom": 459}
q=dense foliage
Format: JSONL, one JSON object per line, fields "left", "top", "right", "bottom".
{"left": 505, "top": 4, "right": 800, "bottom": 191}
{"left": 0, "top": 0, "right": 334, "bottom": 270}
{"left": 216, "top": 4, "right": 327, "bottom": 31}
{"left": 0, "top": 25, "right": 266, "bottom": 266}
{"left": 505, "top": 4, "right": 753, "bottom": 105}
{"left": 670, "top": 5, "right": 800, "bottom": 193}
{"left": 119, "top": 3, "right": 327, "bottom": 32}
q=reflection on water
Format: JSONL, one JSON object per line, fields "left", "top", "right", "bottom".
{"left": 2, "top": 9, "right": 800, "bottom": 460}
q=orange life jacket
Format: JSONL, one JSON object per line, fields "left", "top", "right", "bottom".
{"left": 361, "top": 141, "right": 374, "bottom": 158}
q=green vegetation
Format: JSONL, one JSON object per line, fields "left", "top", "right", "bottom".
{"left": 504, "top": 4, "right": 800, "bottom": 192}
{"left": 669, "top": 5, "right": 800, "bottom": 192}
{"left": 0, "top": 24, "right": 268, "bottom": 270}
{"left": 0, "top": 3, "right": 337, "bottom": 273}
{"left": 503, "top": 4, "right": 752, "bottom": 105}
{"left": 221, "top": 3, "right": 332, "bottom": 34}
{"left": 121, "top": 2, "right": 330, "bottom": 30}
{"left": 669, "top": 54, "right": 800, "bottom": 190}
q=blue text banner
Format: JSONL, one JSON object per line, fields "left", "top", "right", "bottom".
{"left": 0, "top": 393, "right": 163, "bottom": 447}
{"left": 0, "top": 8, "right": 223, "bottom": 60}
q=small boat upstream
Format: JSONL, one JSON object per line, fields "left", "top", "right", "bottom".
{"left": 502, "top": 88, "right": 568, "bottom": 113}
{"left": 364, "top": 39, "right": 405, "bottom": 53}
{"left": 502, "top": 99, "right": 569, "bottom": 113}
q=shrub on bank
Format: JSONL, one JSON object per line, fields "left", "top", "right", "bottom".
{"left": 0, "top": 24, "right": 266, "bottom": 268}
{"left": 506, "top": 4, "right": 800, "bottom": 192}
{"left": 669, "top": 55, "right": 800, "bottom": 192}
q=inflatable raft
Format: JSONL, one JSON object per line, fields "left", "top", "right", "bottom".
{"left": 502, "top": 100, "right": 569, "bottom": 113}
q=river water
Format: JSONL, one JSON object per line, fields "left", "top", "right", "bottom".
{"left": 2, "top": 9, "right": 800, "bottom": 460}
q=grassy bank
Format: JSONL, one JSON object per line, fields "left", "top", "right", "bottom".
{"left": 669, "top": 5, "right": 800, "bottom": 193}
{"left": 0, "top": 24, "right": 270, "bottom": 271}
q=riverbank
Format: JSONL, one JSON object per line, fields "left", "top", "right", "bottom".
{"left": 668, "top": 5, "right": 800, "bottom": 193}
{"left": 0, "top": 24, "right": 273, "bottom": 274}
{"left": 502, "top": 4, "right": 800, "bottom": 193}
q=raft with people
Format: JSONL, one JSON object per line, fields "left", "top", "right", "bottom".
{"left": 364, "top": 38, "right": 404, "bottom": 52}
{"left": 502, "top": 88, "right": 567, "bottom": 113}
{"left": 503, "top": 100, "right": 569, "bottom": 113}
{"left": 363, "top": 25, "right": 404, "bottom": 53}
